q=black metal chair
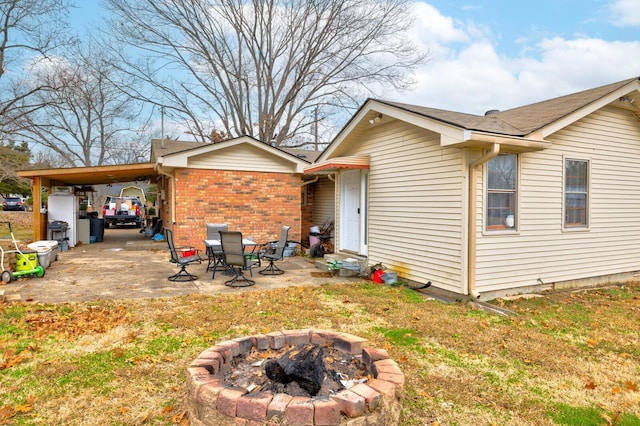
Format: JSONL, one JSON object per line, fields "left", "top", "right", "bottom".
{"left": 165, "top": 228, "right": 203, "bottom": 282}
{"left": 205, "top": 223, "right": 228, "bottom": 274}
{"left": 219, "top": 231, "right": 255, "bottom": 287}
{"left": 259, "top": 225, "right": 291, "bottom": 275}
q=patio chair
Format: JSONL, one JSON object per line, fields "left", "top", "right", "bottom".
{"left": 165, "top": 228, "right": 203, "bottom": 282}
{"left": 205, "top": 223, "right": 228, "bottom": 273}
{"left": 219, "top": 231, "right": 255, "bottom": 287}
{"left": 259, "top": 225, "right": 291, "bottom": 275}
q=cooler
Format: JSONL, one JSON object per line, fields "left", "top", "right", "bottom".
{"left": 16, "top": 251, "right": 38, "bottom": 272}
{"left": 27, "top": 240, "right": 59, "bottom": 269}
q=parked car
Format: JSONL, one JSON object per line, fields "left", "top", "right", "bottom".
{"left": 2, "top": 197, "right": 27, "bottom": 211}
{"left": 102, "top": 196, "right": 145, "bottom": 228}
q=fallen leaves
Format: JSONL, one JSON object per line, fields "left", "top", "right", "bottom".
{"left": 0, "top": 350, "right": 30, "bottom": 370}
{"left": 585, "top": 377, "right": 639, "bottom": 394}
{"left": 0, "top": 395, "right": 34, "bottom": 424}
{"left": 624, "top": 380, "right": 639, "bottom": 392}
{"left": 586, "top": 338, "right": 600, "bottom": 348}
{"left": 22, "top": 304, "right": 130, "bottom": 340}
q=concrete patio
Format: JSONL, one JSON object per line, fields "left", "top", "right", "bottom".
{"left": 0, "top": 226, "right": 364, "bottom": 304}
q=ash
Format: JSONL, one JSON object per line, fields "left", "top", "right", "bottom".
{"left": 223, "top": 344, "right": 369, "bottom": 397}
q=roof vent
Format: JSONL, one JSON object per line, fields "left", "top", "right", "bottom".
{"left": 484, "top": 109, "right": 500, "bottom": 116}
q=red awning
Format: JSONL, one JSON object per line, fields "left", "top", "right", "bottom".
{"left": 303, "top": 155, "right": 370, "bottom": 174}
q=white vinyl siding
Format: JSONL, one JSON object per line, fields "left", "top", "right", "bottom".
{"left": 475, "top": 106, "right": 640, "bottom": 294}
{"left": 312, "top": 177, "right": 336, "bottom": 228}
{"left": 189, "top": 144, "right": 297, "bottom": 173}
{"left": 336, "top": 120, "right": 466, "bottom": 293}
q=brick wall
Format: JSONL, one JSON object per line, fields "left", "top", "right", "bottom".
{"left": 169, "top": 169, "right": 302, "bottom": 249}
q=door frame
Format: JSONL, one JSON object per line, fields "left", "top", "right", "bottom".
{"left": 339, "top": 169, "right": 368, "bottom": 255}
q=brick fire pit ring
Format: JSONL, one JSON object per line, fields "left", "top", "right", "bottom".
{"left": 186, "top": 329, "right": 404, "bottom": 425}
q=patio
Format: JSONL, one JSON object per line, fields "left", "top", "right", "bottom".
{"left": 1, "top": 226, "right": 363, "bottom": 304}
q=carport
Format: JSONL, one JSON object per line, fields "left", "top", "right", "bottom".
{"left": 17, "top": 163, "right": 157, "bottom": 241}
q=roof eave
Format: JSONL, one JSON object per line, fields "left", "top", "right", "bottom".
{"left": 443, "top": 131, "right": 552, "bottom": 152}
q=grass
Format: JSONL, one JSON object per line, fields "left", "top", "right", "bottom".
{"left": 0, "top": 284, "right": 639, "bottom": 425}
{"left": 1, "top": 218, "right": 639, "bottom": 425}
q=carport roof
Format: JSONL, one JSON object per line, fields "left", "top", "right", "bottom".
{"left": 17, "top": 162, "right": 157, "bottom": 186}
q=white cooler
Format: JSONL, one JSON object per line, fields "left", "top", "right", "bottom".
{"left": 26, "top": 240, "right": 59, "bottom": 269}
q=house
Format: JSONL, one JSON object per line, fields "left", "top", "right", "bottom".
{"left": 151, "top": 136, "right": 317, "bottom": 249}
{"left": 306, "top": 77, "right": 640, "bottom": 299}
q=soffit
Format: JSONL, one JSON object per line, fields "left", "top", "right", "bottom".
{"left": 17, "top": 163, "right": 157, "bottom": 186}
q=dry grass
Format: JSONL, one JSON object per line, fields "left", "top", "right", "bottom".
{"left": 1, "top": 218, "right": 639, "bottom": 425}
{"left": 0, "top": 212, "right": 35, "bottom": 244}
{"left": 1, "top": 285, "right": 639, "bottom": 425}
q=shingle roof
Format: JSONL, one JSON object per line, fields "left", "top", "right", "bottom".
{"left": 150, "top": 139, "right": 209, "bottom": 162}
{"left": 150, "top": 138, "right": 320, "bottom": 163}
{"left": 377, "top": 77, "right": 639, "bottom": 137}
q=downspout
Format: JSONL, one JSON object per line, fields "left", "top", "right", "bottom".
{"left": 467, "top": 143, "right": 500, "bottom": 299}
{"left": 301, "top": 176, "right": 319, "bottom": 187}
{"left": 155, "top": 161, "right": 176, "bottom": 224}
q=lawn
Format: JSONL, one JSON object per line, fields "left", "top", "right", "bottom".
{"left": 1, "top": 218, "right": 639, "bottom": 425}
{"left": 1, "top": 284, "right": 639, "bottom": 425}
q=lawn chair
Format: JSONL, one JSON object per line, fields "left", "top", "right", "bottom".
{"left": 205, "top": 223, "right": 228, "bottom": 273}
{"left": 259, "top": 225, "right": 290, "bottom": 275}
{"left": 165, "top": 228, "right": 203, "bottom": 282}
{"left": 219, "top": 231, "right": 255, "bottom": 287}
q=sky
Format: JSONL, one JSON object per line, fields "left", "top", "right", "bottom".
{"left": 70, "top": 0, "right": 640, "bottom": 117}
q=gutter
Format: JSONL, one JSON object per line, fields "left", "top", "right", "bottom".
{"left": 467, "top": 143, "right": 500, "bottom": 299}
{"left": 154, "top": 159, "right": 176, "bottom": 224}
{"left": 301, "top": 176, "right": 319, "bottom": 187}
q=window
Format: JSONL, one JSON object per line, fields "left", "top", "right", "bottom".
{"left": 564, "top": 159, "right": 588, "bottom": 228}
{"left": 486, "top": 153, "right": 517, "bottom": 231}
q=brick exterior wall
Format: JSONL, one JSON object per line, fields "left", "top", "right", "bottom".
{"left": 166, "top": 169, "right": 302, "bottom": 249}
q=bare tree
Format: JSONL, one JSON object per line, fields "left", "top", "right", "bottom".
{"left": 0, "top": 0, "right": 73, "bottom": 129}
{"left": 11, "top": 45, "right": 149, "bottom": 167}
{"left": 104, "top": 0, "right": 427, "bottom": 147}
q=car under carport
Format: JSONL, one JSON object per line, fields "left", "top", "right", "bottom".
{"left": 17, "top": 163, "right": 157, "bottom": 242}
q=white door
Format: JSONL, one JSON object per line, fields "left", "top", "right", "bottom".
{"left": 341, "top": 170, "right": 361, "bottom": 252}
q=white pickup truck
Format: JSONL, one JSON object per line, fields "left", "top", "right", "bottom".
{"left": 102, "top": 196, "right": 145, "bottom": 228}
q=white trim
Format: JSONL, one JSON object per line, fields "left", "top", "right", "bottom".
{"left": 483, "top": 153, "right": 520, "bottom": 235}
{"left": 562, "top": 156, "right": 592, "bottom": 232}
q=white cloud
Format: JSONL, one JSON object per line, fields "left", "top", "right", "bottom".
{"left": 609, "top": 0, "right": 640, "bottom": 27}
{"left": 394, "top": 2, "right": 640, "bottom": 115}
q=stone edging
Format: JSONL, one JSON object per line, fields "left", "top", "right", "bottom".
{"left": 186, "top": 329, "right": 404, "bottom": 425}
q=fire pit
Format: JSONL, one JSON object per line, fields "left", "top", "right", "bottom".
{"left": 186, "top": 329, "right": 404, "bottom": 425}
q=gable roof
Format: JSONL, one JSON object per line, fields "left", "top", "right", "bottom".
{"left": 317, "top": 76, "right": 640, "bottom": 163}
{"left": 151, "top": 138, "right": 322, "bottom": 164}
{"left": 379, "top": 77, "right": 640, "bottom": 137}
{"left": 155, "top": 136, "right": 312, "bottom": 173}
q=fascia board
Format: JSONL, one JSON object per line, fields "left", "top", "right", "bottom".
{"left": 318, "top": 100, "right": 466, "bottom": 161}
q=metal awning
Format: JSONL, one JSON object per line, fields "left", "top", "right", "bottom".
{"left": 303, "top": 155, "right": 369, "bottom": 174}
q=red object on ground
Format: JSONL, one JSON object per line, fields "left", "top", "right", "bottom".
{"left": 182, "top": 249, "right": 196, "bottom": 257}
{"left": 372, "top": 269, "right": 385, "bottom": 283}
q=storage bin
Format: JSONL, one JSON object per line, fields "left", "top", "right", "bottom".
{"left": 381, "top": 272, "right": 398, "bottom": 285}
{"left": 283, "top": 242, "right": 297, "bottom": 257}
{"left": 16, "top": 251, "right": 38, "bottom": 271}
{"left": 27, "top": 240, "right": 59, "bottom": 269}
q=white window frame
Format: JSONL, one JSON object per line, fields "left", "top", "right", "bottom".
{"left": 563, "top": 157, "right": 590, "bottom": 231}
{"left": 485, "top": 153, "right": 519, "bottom": 233}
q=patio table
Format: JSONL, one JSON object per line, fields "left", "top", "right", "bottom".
{"left": 203, "top": 239, "right": 261, "bottom": 277}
